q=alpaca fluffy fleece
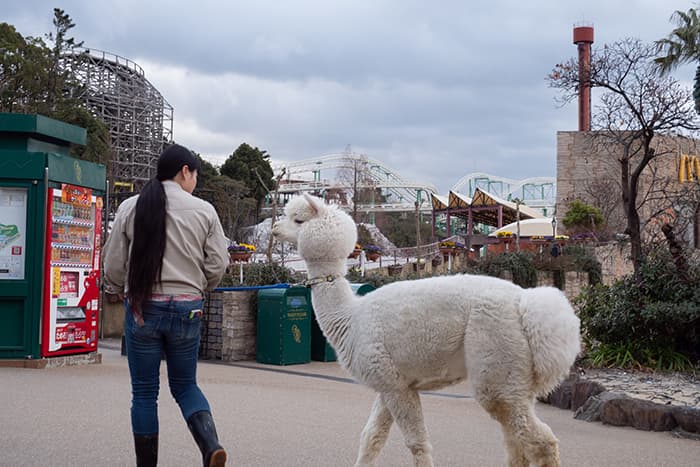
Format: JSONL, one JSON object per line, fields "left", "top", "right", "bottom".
{"left": 273, "top": 194, "right": 581, "bottom": 467}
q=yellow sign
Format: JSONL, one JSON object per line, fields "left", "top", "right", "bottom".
{"left": 51, "top": 267, "right": 61, "bottom": 297}
{"left": 679, "top": 154, "right": 700, "bottom": 182}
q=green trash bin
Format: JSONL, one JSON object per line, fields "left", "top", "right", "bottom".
{"left": 310, "top": 283, "right": 375, "bottom": 362}
{"left": 257, "top": 286, "right": 311, "bottom": 365}
{"left": 351, "top": 283, "right": 376, "bottom": 296}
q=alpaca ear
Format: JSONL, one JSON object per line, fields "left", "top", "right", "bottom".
{"left": 302, "top": 193, "right": 324, "bottom": 216}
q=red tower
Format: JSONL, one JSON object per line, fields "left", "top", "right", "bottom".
{"left": 573, "top": 25, "right": 594, "bottom": 131}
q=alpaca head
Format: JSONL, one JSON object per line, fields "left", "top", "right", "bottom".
{"left": 273, "top": 194, "right": 357, "bottom": 262}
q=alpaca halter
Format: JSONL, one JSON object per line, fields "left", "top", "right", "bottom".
{"left": 303, "top": 274, "right": 342, "bottom": 288}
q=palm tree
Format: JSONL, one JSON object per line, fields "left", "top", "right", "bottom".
{"left": 656, "top": 7, "right": 700, "bottom": 113}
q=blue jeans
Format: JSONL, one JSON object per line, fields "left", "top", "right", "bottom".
{"left": 124, "top": 297, "right": 210, "bottom": 435}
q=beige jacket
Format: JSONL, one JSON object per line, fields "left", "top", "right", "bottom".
{"left": 103, "top": 180, "right": 229, "bottom": 297}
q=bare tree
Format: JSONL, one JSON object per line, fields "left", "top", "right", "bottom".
{"left": 254, "top": 167, "right": 286, "bottom": 263}
{"left": 581, "top": 177, "right": 621, "bottom": 230}
{"left": 548, "top": 38, "right": 700, "bottom": 276}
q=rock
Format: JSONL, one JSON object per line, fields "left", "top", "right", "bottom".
{"left": 600, "top": 397, "right": 677, "bottom": 431}
{"left": 572, "top": 379, "right": 606, "bottom": 411}
{"left": 547, "top": 377, "right": 576, "bottom": 410}
{"left": 574, "top": 391, "right": 622, "bottom": 422}
{"left": 672, "top": 406, "right": 700, "bottom": 434}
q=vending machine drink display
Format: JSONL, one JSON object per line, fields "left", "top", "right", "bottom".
{"left": 42, "top": 184, "right": 103, "bottom": 356}
{"left": 0, "top": 113, "right": 106, "bottom": 360}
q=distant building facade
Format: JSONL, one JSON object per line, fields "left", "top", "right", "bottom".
{"left": 556, "top": 131, "right": 700, "bottom": 248}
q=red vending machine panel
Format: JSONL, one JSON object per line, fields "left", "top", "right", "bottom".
{"left": 41, "top": 184, "right": 102, "bottom": 356}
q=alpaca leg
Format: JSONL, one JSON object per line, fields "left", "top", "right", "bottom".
{"left": 381, "top": 391, "right": 433, "bottom": 467}
{"left": 354, "top": 394, "right": 394, "bottom": 467}
{"left": 501, "top": 430, "right": 529, "bottom": 467}
{"left": 479, "top": 396, "right": 559, "bottom": 467}
{"left": 518, "top": 407, "right": 560, "bottom": 467}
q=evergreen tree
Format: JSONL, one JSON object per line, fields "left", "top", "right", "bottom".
{"left": 220, "top": 143, "right": 274, "bottom": 220}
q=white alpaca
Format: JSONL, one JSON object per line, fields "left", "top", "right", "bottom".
{"left": 272, "top": 194, "right": 580, "bottom": 467}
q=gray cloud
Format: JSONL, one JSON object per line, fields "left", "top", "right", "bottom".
{"left": 2, "top": 0, "right": 694, "bottom": 192}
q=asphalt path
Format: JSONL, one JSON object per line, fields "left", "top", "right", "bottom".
{"left": 1, "top": 343, "right": 698, "bottom": 466}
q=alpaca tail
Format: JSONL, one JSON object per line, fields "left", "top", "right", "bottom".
{"left": 519, "top": 287, "right": 581, "bottom": 396}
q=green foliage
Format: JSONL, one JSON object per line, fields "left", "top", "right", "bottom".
{"left": 346, "top": 267, "right": 422, "bottom": 289}
{"left": 45, "top": 8, "right": 84, "bottom": 111}
{"left": 562, "top": 200, "right": 605, "bottom": 232}
{"left": 586, "top": 343, "right": 644, "bottom": 369}
{"left": 219, "top": 262, "right": 304, "bottom": 287}
{"left": 469, "top": 251, "right": 538, "bottom": 288}
{"left": 55, "top": 106, "right": 111, "bottom": 165}
{"left": 576, "top": 248, "right": 700, "bottom": 370}
{"left": 375, "top": 212, "right": 433, "bottom": 248}
{"left": 655, "top": 7, "right": 700, "bottom": 113}
{"left": 220, "top": 143, "right": 274, "bottom": 218}
{"left": 0, "top": 23, "right": 52, "bottom": 112}
{"left": 564, "top": 244, "right": 603, "bottom": 285}
{"left": 0, "top": 10, "right": 112, "bottom": 164}
{"left": 585, "top": 342, "right": 695, "bottom": 372}
{"left": 192, "top": 152, "right": 219, "bottom": 188}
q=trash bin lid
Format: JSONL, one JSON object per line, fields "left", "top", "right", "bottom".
{"left": 350, "top": 283, "right": 375, "bottom": 296}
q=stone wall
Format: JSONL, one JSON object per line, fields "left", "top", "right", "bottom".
{"left": 594, "top": 242, "right": 633, "bottom": 285}
{"left": 500, "top": 270, "right": 589, "bottom": 302}
{"left": 556, "top": 131, "right": 700, "bottom": 246}
{"left": 200, "top": 290, "right": 256, "bottom": 362}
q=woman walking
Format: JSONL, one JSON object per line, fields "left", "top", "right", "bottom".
{"left": 104, "top": 144, "right": 230, "bottom": 466}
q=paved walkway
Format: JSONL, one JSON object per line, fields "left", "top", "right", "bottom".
{"left": 1, "top": 342, "right": 699, "bottom": 466}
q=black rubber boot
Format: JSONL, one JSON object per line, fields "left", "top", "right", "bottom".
{"left": 133, "top": 433, "right": 158, "bottom": 467}
{"left": 187, "top": 411, "right": 227, "bottom": 467}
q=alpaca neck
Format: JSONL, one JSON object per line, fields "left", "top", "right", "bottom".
{"left": 306, "top": 259, "right": 345, "bottom": 279}
{"left": 306, "top": 260, "right": 355, "bottom": 359}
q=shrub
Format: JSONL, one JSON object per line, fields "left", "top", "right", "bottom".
{"left": 346, "top": 267, "right": 422, "bottom": 289}
{"left": 562, "top": 199, "right": 604, "bottom": 232}
{"left": 565, "top": 244, "right": 602, "bottom": 285}
{"left": 468, "top": 251, "right": 538, "bottom": 288}
{"left": 219, "top": 262, "right": 304, "bottom": 287}
{"left": 575, "top": 248, "right": 700, "bottom": 371}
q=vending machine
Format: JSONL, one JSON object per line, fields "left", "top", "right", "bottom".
{"left": 41, "top": 184, "right": 103, "bottom": 356}
{"left": 0, "top": 113, "right": 105, "bottom": 360}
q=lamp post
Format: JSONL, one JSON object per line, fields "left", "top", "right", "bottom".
{"left": 550, "top": 217, "right": 560, "bottom": 258}
{"left": 514, "top": 198, "right": 522, "bottom": 252}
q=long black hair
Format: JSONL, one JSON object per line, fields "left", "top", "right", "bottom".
{"left": 127, "top": 144, "right": 201, "bottom": 312}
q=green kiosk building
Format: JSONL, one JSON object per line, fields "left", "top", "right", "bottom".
{"left": 0, "top": 113, "right": 106, "bottom": 360}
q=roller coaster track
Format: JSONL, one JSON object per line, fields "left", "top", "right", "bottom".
{"left": 273, "top": 154, "right": 556, "bottom": 215}
{"left": 273, "top": 152, "right": 437, "bottom": 213}
{"left": 451, "top": 172, "right": 556, "bottom": 215}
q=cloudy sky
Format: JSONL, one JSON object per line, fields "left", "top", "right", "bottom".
{"left": 3, "top": 0, "right": 696, "bottom": 193}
